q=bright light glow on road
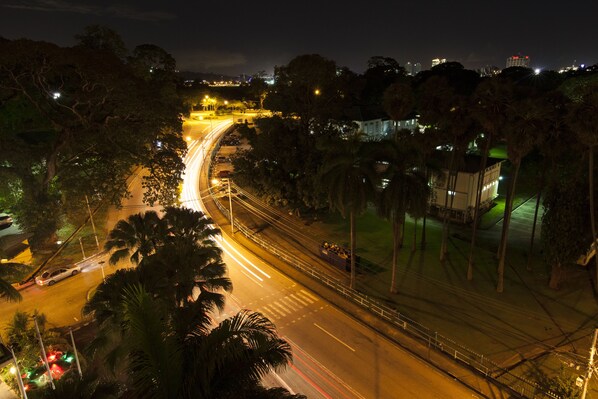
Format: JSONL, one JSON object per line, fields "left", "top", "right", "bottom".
{"left": 179, "top": 118, "right": 272, "bottom": 284}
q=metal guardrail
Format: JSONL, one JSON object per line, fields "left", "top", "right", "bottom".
{"left": 206, "top": 129, "right": 559, "bottom": 399}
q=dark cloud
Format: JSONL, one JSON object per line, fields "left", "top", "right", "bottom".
{"left": 1, "top": 0, "right": 597, "bottom": 75}
{"left": 1, "top": 0, "right": 175, "bottom": 21}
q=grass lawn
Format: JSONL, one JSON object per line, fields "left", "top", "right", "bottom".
{"left": 305, "top": 153, "right": 595, "bottom": 391}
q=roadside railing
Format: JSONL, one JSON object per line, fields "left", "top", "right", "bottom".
{"left": 206, "top": 129, "right": 559, "bottom": 399}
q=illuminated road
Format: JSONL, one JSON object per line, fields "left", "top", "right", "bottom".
{"left": 181, "top": 119, "right": 478, "bottom": 399}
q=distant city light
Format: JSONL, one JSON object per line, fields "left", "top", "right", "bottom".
{"left": 52, "top": 92, "right": 61, "bottom": 99}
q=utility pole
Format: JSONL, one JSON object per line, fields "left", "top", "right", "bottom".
{"left": 85, "top": 195, "right": 100, "bottom": 250}
{"left": 33, "top": 316, "right": 55, "bottom": 390}
{"left": 10, "top": 347, "right": 28, "bottom": 399}
{"left": 226, "top": 178, "right": 234, "bottom": 235}
{"left": 69, "top": 329, "right": 83, "bottom": 378}
{"left": 581, "top": 328, "right": 598, "bottom": 399}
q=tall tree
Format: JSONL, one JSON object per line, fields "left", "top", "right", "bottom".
{"left": 372, "top": 140, "right": 429, "bottom": 293}
{"left": 318, "top": 134, "right": 376, "bottom": 289}
{"left": 383, "top": 82, "right": 415, "bottom": 138}
{"left": 104, "top": 211, "right": 166, "bottom": 265}
{"left": 567, "top": 83, "right": 598, "bottom": 287}
{"left": 417, "top": 75, "right": 478, "bottom": 262}
{"left": 0, "top": 34, "right": 186, "bottom": 247}
{"left": 496, "top": 94, "right": 548, "bottom": 292}
{"left": 467, "top": 77, "right": 512, "bottom": 279}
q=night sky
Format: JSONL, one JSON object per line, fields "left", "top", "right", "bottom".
{"left": 1, "top": 0, "right": 597, "bottom": 75}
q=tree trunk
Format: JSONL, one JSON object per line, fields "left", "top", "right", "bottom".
{"left": 420, "top": 214, "right": 427, "bottom": 250}
{"left": 350, "top": 211, "right": 356, "bottom": 290}
{"left": 412, "top": 219, "right": 417, "bottom": 252}
{"left": 526, "top": 183, "right": 543, "bottom": 272}
{"left": 421, "top": 166, "right": 430, "bottom": 250}
{"left": 589, "top": 146, "right": 598, "bottom": 289}
{"left": 497, "top": 160, "right": 521, "bottom": 293}
{"left": 548, "top": 261, "right": 562, "bottom": 290}
{"left": 390, "top": 220, "right": 402, "bottom": 294}
{"left": 440, "top": 149, "right": 457, "bottom": 262}
{"left": 467, "top": 138, "right": 491, "bottom": 280}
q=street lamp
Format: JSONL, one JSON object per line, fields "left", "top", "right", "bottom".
{"left": 85, "top": 196, "right": 100, "bottom": 251}
{"left": 211, "top": 178, "right": 234, "bottom": 235}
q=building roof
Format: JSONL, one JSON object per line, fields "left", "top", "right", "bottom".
{"left": 432, "top": 150, "right": 504, "bottom": 173}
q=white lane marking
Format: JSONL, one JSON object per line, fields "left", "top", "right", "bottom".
{"left": 313, "top": 323, "right": 356, "bottom": 352}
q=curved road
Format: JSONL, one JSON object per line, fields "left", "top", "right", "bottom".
{"left": 182, "top": 118, "right": 479, "bottom": 399}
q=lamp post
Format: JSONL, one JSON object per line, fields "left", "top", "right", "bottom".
{"left": 33, "top": 316, "right": 55, "bottom": 390}
{"left": 78, "top": 237, "right": 86, "bottom": 259}
{"left": 85, "top": 195, "right": 100, "bottom": 250}
{"left": 212, "top": 178, "right": 234, "bottom": 235}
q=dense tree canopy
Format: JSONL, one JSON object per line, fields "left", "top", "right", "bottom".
{"left": 0, "top": 32, "right": 186, "bottom": 247}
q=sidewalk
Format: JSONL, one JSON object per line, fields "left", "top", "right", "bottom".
{"left": 0, "top": 380, "right": 17, "bottom": 399}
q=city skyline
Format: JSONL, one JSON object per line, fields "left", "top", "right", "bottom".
{"left": 1, "top": 0, "right": 597, "bottom": 75}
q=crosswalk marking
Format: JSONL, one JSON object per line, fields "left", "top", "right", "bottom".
{"left": 252, "top": 290, "right": 321, "bottom": 323}
{"left": 299, "top": 289, "right": 318, "bottom": 303}
{"left": 259, "top": 305, "right": 277, "bottom": 320}
{"left": 279, "top": 296, "right": 300, "bottom": 311}
{"left": 290, "top": 293, "right": 309, "bottom": 306}
{"left": 271, "top": 301, "right": 291, "bottom": 316}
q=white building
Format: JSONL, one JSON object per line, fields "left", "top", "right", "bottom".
{"left": 355, "top": 117, "right": 420, "bottom": 140}
{"left": 429, "top": 153, "right": 504, "bottom": 223}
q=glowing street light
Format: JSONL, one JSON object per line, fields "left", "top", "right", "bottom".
{"left": 314, "top": 89, "right": 321, "bottom": 96}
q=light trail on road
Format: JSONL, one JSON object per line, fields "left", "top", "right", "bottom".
{"left": 179, "top": 118, "right": 480, "bottom": 399}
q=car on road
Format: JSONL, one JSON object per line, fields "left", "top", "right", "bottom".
{"left": 0, "top": 214, "right": 13, "bottom": 229}
{"left": 35, "top": 264, "right": 81, "bottom": 286}
{"left": 217, "top": 170, "right": 232, "bottom": 178}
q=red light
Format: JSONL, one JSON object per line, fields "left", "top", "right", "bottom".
{"left": 512, "top": 56, "right": 519, "bottom": 59}
{"left": 525, "top": 56, "right": 529, "bottom": 59}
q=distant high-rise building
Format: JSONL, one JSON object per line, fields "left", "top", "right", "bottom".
{"left": 413, "top": 62, "right": 422, "bottom": 75}
{"left": 404, "top": 62, "right": 422, "bottom": 76}
{"left": 506, "top": 55, "right": 530, "bottom": 68}
{"left": 431, "top": 58, "right": 446, "bottom": 68}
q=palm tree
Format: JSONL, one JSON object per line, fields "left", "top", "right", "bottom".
{"left": 373, "top": 140, "right": 429, "bottom": 293}
{"left": 467, "top": 78, "right": 512, "bottom": 280}
{"left": 162, "top": 206, "right": 221, "bottom": 245}
{"left": 496, "top": 95, "right": 548, "bottom": 292}
{"left": 383, "top": 82, "right": 415, "bottom": 139}
{"left": 35, "top": 370, "right": 119, "bottom": 399}
{"left": 92, "top": 283, "right": 296, "bottom": 399}
{"left": 104, "top": 210, "right": 166, "bottom": 265}
{"left": 318, "top": 133, "right": 377, "bottom": 289}
{"left": 137, "top": 239, "right": 231, "bottom": 309}
{"left": 0, "top": 277, "right": 21, "bottom": 302}
{"left": 567, "top": 83, "right": 598, "bottom": 287}
{"left": 417, "top": 76, "right": 477, "bottom": 262}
